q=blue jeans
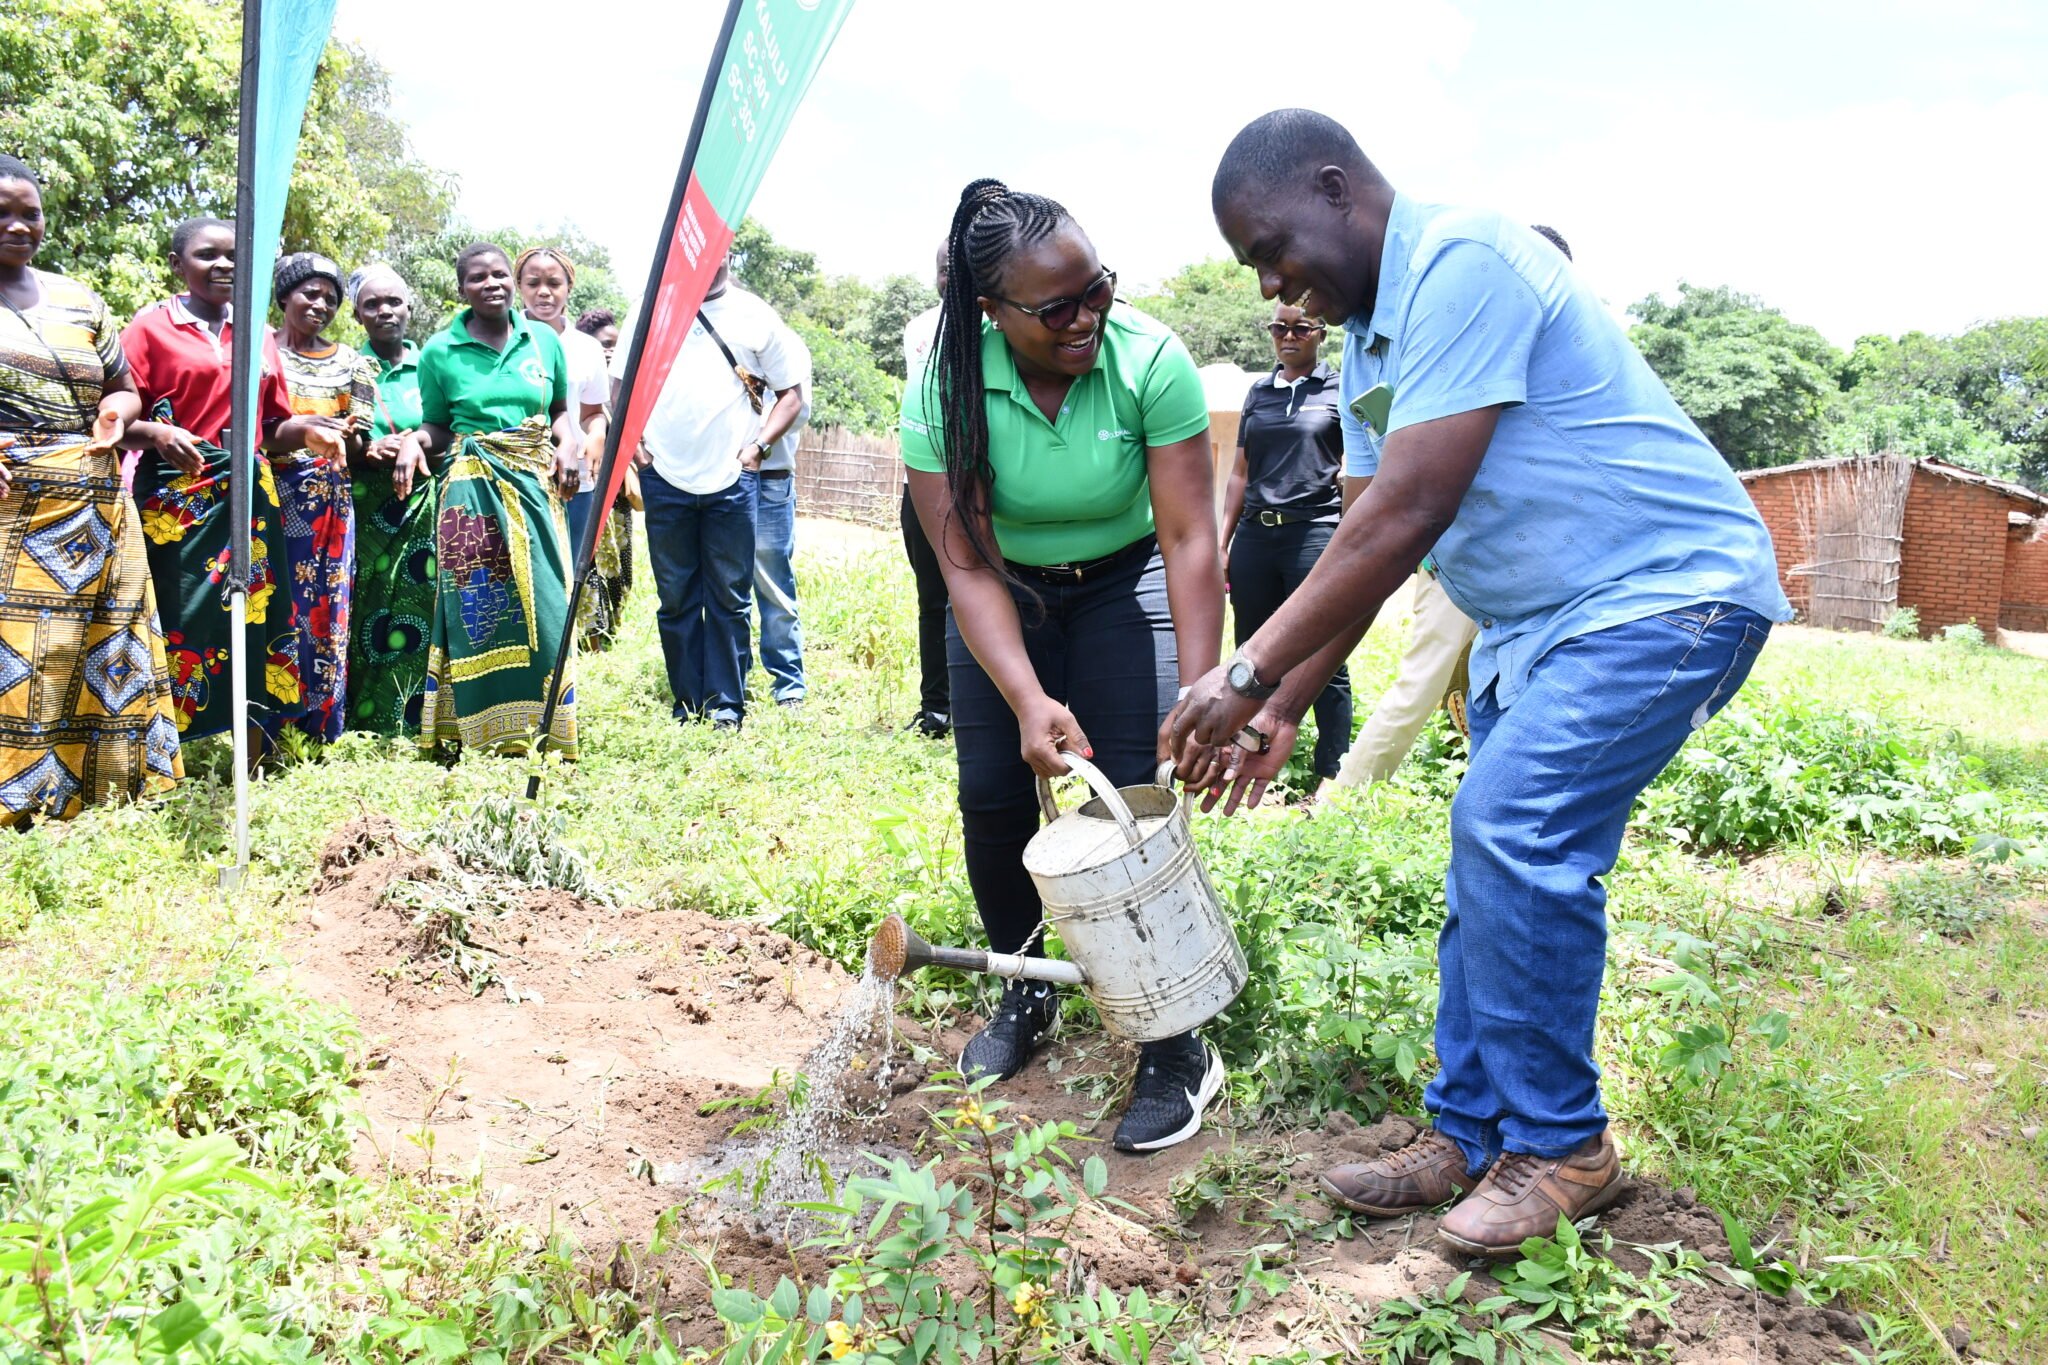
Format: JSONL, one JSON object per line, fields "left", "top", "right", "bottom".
{"left": 948, "top": 538, "right": 1175, "bottom": 955}
{"left": 1427, "top": 602, "right": 1772, "bottom": 1170}
{"left": 641, "top": 468, "right": 757, "bottom": 723}
{"left": 750, "top": 474, "right": 805, "bottom": 701}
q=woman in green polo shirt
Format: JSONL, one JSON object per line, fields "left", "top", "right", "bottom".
{"left": 904, "top": 178, "right": 1226, "bottom": 1153}
{"left": 344, "top": 263, "right": 436, "bottom": 737}
{"left": 394, "top": 242, "right": 582, "bottom": 759}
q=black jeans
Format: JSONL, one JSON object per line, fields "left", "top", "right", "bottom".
{"left": 901, "top": 484, "right": 950, "bottom": 717}
{"left": 948, "top": 539, "right": 1174, "bottom": 956}
{"left": 1228, "top": 516, "right": 1353, "bottom": 779}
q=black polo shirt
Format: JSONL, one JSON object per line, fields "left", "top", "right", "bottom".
{"left": 1238, "top": 361, "right": 1342, "bottom": 520}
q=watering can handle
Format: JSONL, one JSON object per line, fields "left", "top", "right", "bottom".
{"left": 1035, "top": 751, "right": 1145, "bottom": 848}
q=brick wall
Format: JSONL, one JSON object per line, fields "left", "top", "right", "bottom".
{"left": 1895, "top": 471, "right": 2010, "bottom": 635}
{"left": 1739, "top": 470, "right": 1814, "bottom": 615}
{"left": 2005, "top": 517, "right": 2048, "bottom": 634}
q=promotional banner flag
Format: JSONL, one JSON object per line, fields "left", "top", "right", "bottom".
{"left": 530, "top": 0, "right": 855, "bottom": 783}
{"left": 224, "top": 0, "right": 338, "bottom": 877}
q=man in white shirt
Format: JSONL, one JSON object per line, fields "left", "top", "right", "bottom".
{"left": 898, "top": 241, "right": 950, "bottom": 738}
{"left": 616, "top": 255, "right": 809, "bottom": 729}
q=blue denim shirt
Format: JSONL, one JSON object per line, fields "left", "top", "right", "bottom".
{"left": 1341, "top": 195, "right": 1792, "bottom": 708}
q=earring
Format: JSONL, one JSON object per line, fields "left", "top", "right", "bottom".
{"left": 993, "top": 321, "right": 1002, "bottom": 331}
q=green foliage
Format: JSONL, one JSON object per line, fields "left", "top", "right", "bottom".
{"left": 0, "top": 1, "right": 452, "bottom": 321}
{"left": 1879, "top": 606, "right": 1920, "bottom": 640}
{"left": 387, "top": 221, "right": 629, "bottom": 343}
{"left": 1358, "top": 1273, "right": 1563, "bottom": 1364}
{"left": 1630, "top": 284, "right": 1843, "bottom": 469}
{"left": 1480, "top": 1218, "right": 1680, "bottom": 1355}
{"left": 1843, "top": 320, "right": 2048, "bottom": 488}
{"left": 1131, "top": 259, "right": 1283, "bottom": 371}
{"left": 1827, "top": 388, "right": 2024, "bottom": 480}
{"left": 792, "top": 314, "right": 902, "bottom": 435}
{"left": 697, "top": 1078, "right": 1182, "bottom": 1363}
{"left": 1940, "top": 620, "right": 1988, "bottom": 651}
{"left": 1633, "top": 692, "right": 2008, "bottom": 852}
{"left": 1883, "top": 865, "right": 2009, "bottom": 938}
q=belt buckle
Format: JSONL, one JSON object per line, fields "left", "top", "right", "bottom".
{"left": 1259, "top": 510, "right": 1282, "bottom": 527}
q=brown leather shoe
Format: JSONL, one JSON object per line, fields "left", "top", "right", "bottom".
{"left": 1319, "top": 1127, "right": 1485, "bottom": 1217}
{"left": 1436, "top": 1130, "right": 1623, "bottom": 1258}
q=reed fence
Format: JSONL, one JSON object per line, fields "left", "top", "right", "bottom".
{"left": 794, "top": 425, "right": 900, "bottom": 529}
{"left": 1792, "top": 456, "right": 1913, "bottom": 633}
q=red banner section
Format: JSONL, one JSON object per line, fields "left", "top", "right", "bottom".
{"left": 603, "top": 173, "right": 735, "bottom": 511}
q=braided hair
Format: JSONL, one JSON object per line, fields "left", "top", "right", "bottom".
{"left": 924, "top": 177, "right": 1073, "bottom": 578}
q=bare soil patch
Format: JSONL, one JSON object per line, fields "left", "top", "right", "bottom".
{"left": 292, "top": 819, "right": 1879, "bottom": 1361}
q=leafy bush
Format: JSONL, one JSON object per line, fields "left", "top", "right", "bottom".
{"left": 1941, "top": 620, "right": 1988, "bottom": 650}
{"left": 1880, "top": 606, "right": 1920, "bottom": 639}
{"left": 1635, "top": 693, "right": 2005, "bottom": 852}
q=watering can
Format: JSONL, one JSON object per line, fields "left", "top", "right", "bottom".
{"left": 867, "top": 753, "right": 1246, "bottom": 1042}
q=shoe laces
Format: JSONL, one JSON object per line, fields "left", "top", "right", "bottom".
{"left": 996, "top": 979, "right": 1050, "bottom": 1020}
{"left": 1488, "top": 1151, "right": 1546, "bottom": 1198}
{"left": 1383, "top": 1128, "right": 1464, "bottom": 1174}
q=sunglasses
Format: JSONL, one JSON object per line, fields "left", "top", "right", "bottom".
{"left": 1266, "top": 321, "right": 1326, "bottom": 339}
{"left": 996, "top": 268, "right": 1116, "bottom": 331}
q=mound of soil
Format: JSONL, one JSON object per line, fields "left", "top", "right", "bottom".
{"left": 291, "top": 818, "right": 1880, "bottom": 1362}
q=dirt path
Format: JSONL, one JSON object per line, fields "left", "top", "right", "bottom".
{"left": 291, "top": 819, "right": 1874, "bottom": 1362}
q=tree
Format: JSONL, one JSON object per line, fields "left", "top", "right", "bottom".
{"left": 387, "top": 222, "right": 628, "bottom": 342}
{"left": 1629, "top": 284, "right": 1843, "bottom": 469}
{"left": 867, "top": 274, "right": 937, "bottom": 380}
{"left": 1, "top": 0, "right": 453, "bottom": 321}
{"left": 1842, "top": 321, "right": 2048, "bottom": 488}
{"left": 724, "top": 217, "right": 902, "bottom": 434}
{"left": 1826, "top": 389, "right": 2022, "bottom": 478}
{"left": 1131, "top": 259, "right": 1278, "bottom": 370}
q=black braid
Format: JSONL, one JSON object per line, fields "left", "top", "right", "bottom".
{"left": 922, "top": 177, "right": 1072, "bottom": 582}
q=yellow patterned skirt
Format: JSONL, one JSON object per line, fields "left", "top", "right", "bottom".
{"left": 0, "top": 434, "right": 183, "bottom": 825}
{"left": 418, "top": 420, "right": 578, "bottom": 759}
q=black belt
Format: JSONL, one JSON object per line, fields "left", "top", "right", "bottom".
{"left": 1243, "top": 507, "right": 1335, "bottom": 527}
{"left": 758, "top": 468, "right": 791, "bottom": 480}
{"left": 1007, "top": 535, "right": 1155, "bottom": 586}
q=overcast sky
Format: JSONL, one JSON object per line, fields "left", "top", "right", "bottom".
{"left": 332, "top": 0, "right": 2045, "bottom": 347}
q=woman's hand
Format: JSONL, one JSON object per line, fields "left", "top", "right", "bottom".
{"left": 366, "top": 432, "right": 407, "bottom": 464}
{"left": 0, "top": 437, "right": 12, "bottom": 499}
{"left": 1015, "top": 692, "right": 1093, "bottom": 780}
{"left": 301, "top": 419, "right": 347, "bottom": 465}
{"left": 147, "top": 424, "right": 207, "bottom": 476}
{"left": 87, "top": 408, "right": 126, "bottom": 454}
{"left": 392, "top": 434, "right": 428, "bottom": 499}
{"left": 553, "top": 448, "right": 581, "bottom": 499}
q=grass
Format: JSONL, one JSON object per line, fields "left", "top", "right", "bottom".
{"left": 3, "top": 529, "right": 2047, "bottom": 1361}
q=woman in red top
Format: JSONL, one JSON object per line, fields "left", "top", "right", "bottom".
{"left": 121, "top": 216, "right": 340, "bottom": 744}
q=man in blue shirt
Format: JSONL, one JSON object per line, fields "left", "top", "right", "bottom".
{"left": 1168, "top": 109, "right": 1792, "bottom": 1258}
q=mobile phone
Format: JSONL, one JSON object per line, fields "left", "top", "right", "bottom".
{"left": 1348, "top": 383, "right": 1393, "bottom": 434}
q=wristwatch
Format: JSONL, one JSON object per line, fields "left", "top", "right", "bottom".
{"left": 1225, "top": 649, "right": 1276, "bottom": 700}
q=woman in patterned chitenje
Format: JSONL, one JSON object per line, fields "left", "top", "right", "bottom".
{"left": 0, "top": 154, "right": 181, "bottom": 826}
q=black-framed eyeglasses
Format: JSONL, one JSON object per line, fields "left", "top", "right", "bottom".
{"left": 996, "top": 268, "right": 1116, "bottom": 331}
{"left": 1266, "top": 321, "right": 1326, "bottom": 339}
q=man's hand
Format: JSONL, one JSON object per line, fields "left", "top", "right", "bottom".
{"left": 737, "top": 439, "right": 763, "bottom": 473}
{"left": 1198, "top": 710, "right": 1299, "bottom": 815}
{"left": 1166, "top": 665, "right": 1264, "bottom": 787}
{"left": 632, "top": 442, "right": 653, "bottom": 470}
{"left": 1016, "top": 691, "right": 1093, "bottom": 780}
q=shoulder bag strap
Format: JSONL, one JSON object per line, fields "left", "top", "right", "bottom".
{"left": 695, "top": 308, "right": 767, "bottom": 414}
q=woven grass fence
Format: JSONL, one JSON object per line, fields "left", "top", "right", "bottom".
{"left": 794, "top": 426, "right": 900, "bottom": 529}
{"left": 1793, "top": 455, "right": 1914, "bottom": 633}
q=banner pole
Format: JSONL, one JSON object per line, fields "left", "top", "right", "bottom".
{"left": 525, "top": 0, "right": 747, "bottom": 801}
{"left": 222, "top": 0, "right": 263, "bottom": 888}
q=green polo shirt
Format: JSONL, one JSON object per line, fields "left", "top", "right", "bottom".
{"left": 366, "top": 340, "right": 423, "bottom": 439}
{"left": 416, "top": 308, "right": 568, "bottom": 434}
{"left": 900, "top": 305, "right": 1208, "bottom": 565}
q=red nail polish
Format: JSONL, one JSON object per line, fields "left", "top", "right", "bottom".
{"left": 1084, "top": 746, "right": 1094, "bottom": 758}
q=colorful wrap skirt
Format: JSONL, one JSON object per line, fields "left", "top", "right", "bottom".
{"left": 346, "top": 464, "right": 436, "bottom": 736}
{"left": 419, "top": 420, "right": 578, "bottom": 759}
{"left": 0, "top": 433, "right": 183, "bottom": 824}
{"left": 272, "top": 452, "right": 355, "bottom": 741}
{"left": 576, "top": 502, "right": 634, "bottom": 651}
{"left": 134, "top": 438, "right": 306, "bottom": 741}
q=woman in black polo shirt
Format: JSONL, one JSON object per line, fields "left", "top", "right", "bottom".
{"left": 1219, "top": 302, "right": 1350, "bottom": 788}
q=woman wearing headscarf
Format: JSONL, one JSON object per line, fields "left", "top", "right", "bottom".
{"left": 122, "top": 216, "right": 339, "bottom": 745}
{"left": 394, "top": 242, "right": 581, "bottom": 758}
{"left": 344, "top": 262, "right": 436, "bottom": 735}
{"left": 904, "top": 178, "right": 1227, "bottom": 1153}
{"left": 0, "top": 154, "right": 181, "bottom": 825}
{"left": 272, "top": 251, "right": 373, "bottom": 742}
{"left": 573, "top": 306, "right": 634, "bottom": 648}
{"left": 1219, "top": 300, "right": 1350, "bottom": 792}
{"left": 514, "top": 247, "right": 615, "bottom": 647}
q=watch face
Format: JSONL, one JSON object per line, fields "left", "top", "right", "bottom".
{"left": 1229, "top": 660, "right": 1253, "bottom": 690}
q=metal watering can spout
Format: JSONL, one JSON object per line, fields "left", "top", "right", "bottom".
{"left": 866, "top": 913, "right": 1088, "bottom": 988}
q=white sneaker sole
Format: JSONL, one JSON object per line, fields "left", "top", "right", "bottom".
{"left": 1119, "top": 1047, "right": 1225, "bottom": 1153}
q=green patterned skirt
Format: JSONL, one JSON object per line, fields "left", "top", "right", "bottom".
{"left": 346, "top": 464, "right": 437, "bottom": 735}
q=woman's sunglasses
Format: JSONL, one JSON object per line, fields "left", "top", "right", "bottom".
{"left": 1266, "top": 321, "right": 1326, "bottom": 339}
{"left": 997, "top": 269, "right": 1116, "bottom": 331}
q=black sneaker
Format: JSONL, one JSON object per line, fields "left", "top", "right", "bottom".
{"left": 959, "top": 979, "right": 1057, "bottom": 1082}
{"left": 906, "top": 710, "right": 951, "bottom": 740}
{"left": 1113, "top": 1033, "right": 1224, "bottom": 1153}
